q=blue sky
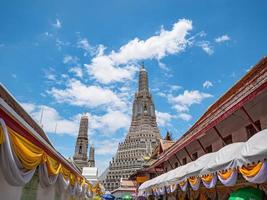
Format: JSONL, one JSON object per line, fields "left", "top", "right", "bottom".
{"left": 1, "top": 0, "right": 267, "bottom": 174}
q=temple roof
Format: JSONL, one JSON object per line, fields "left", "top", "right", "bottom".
{"left": 146, "top": 55, "right": 267, "bottom": 170}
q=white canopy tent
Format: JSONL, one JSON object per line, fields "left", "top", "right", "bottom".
{"left": 139, "top": 129, "right": 267, "bottom": 195}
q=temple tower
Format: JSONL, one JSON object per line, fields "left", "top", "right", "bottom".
{"left": 88, "top": 144, "right": 95, "bottom": 167}
{"left": 103, "top": 64, "right": 161, "bottom": 191}
{"left": 73, "top": 115, "right": 89, "bottom": 170}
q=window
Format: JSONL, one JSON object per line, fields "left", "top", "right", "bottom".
{"left": 182, "top": 157, "right": 187, "bottom": 165}
{"left": 192, "top": 152, "right": 198, "bottom": 160}
{"left": 246, "top": 120, "right": 261, "bottom": 139}
{"left": 223, "top": 135, "right": 232, "bottom": 145}
{"left": 174, "top": 162, "right": 178, "bottom": 168}
{"left": 79, "top": 145, "right": 82, "bottom": 154}
{"left": 206, "top": 145, "right": 212, "bottom": 153}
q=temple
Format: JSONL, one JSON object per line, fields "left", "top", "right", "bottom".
{"left": 136, "top": 56, "right": 267, "bottom": 199}
{"left": 103, "top": 64, "right": 162, "bottom": 192}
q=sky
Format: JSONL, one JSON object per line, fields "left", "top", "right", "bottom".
{"left": 0, "top": 0, "right": 267, "bottom": 174}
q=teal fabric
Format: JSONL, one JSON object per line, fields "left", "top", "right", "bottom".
{"left": 229, "top": 187, "right": 263, "bottom": 200}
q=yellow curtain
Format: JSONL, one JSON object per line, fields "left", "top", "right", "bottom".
{"left": 88, "top": 182, "right": 92, "bottom": 191}
{"left": 9, "top": 127, "right": 44, "bottom": 169}
{"left": 70, "top": 173, "right": 76, "bottom": 186}
{"left": 239, "top": 162, "right": 263, "bottom": 177}
{"left": 43, "top": 154, "right": 62, "bottom": 175}
{"left": 0, "top": 126, "right": 4, "bottom": 144}
{"left": 188, "top": 176, "right": 198, "bottom": 185}
{"left": 61, "top": 167, "right": 71, "bottom": 180}
{"left": 81, "top": 178, "right": 86, "bottom": 187}
{"left": 179, "top": 180, "right": 187, "bottom": 186}
{"left": 6, "top": 126, "right": 84, "bottom": 187}
{"left": 201, "top": 174, "right": 213, "bottom": 183}
{"left": 218, "top": 169, "right": 233, "bottom": 180}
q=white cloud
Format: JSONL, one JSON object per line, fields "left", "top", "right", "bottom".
{"left": 21, "top": 102, "right": 130, "bottom": 138}
{"left": 157, "top": 92, "right": 167, "bottom": 98}
{"left": 44, "top": 68, "right": 57, "bottom": 81}
{"left": 88, "top": 110, "right": 130, "bottom": 135}
{"left": 169, "top": 90, "right": 212, "bottom": 109}
{"left": 63, "top": 55, "right": 79, "bottom": 64}
{"left": 43, "top": 32, "right": 53, "bottom": 37}
{"left": 155, "top": 111, "right": 175, "bottom": 127}
{"left": 169, "top": 84, "right": 182, "bottom": 91}
{"left": 178, "top": 113, "right": 192, "bottom": 121}
{"left": 86, "top": 19, "right": 193, "bottom": 84}
{"left": 168, "top": 90, "right": 212, "bottom": 121}
{"left": 56, "top": 39, "right": 70, "bottom": 50}
{"left": 93, "top": 138, "right": 122, "bottom": 156}
{"left": 53, "top": 19, "right": 62, "bottom": 29}
{"left": 198, "top": 41, "right": 213, "bottom": 55}
{"left": 215, "top": 34, "right": 230, "bottom": 43}
{"left": 110, "top": 19, "right": 192, "bottom": 63}
{"left": 48, "top": 79, "right": 126, "bottom": 110}
{"left": 203, "top": 80, "right": 213, "bottom": 89}
{"left": 21, "top": 103, "right": 79, "bottom": 136}
{"left": 77, "top": 38, "right": 99, "bottom": 56}
{"left": 69, "top": 67, "right": 83, "bottom": 78}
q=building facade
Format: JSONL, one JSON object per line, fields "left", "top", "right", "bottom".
{"left": 136, "top": 56, "right": 267, "bottom": 196}
{"left": 103, "top": 65, "right": 162, "bottom": 192}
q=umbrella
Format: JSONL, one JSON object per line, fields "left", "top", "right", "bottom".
{"left": 229, "top": 187, "right": 263, "bottom": 200}
{"left": 122, "top": 194, "right": 132, "bottom": 200}
{"left": 101, "top": 194, "right": 116, "bottom": 200}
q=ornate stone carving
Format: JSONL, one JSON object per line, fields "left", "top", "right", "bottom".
{"left": 103, "top": 65, "right": 161, "bottom": 191}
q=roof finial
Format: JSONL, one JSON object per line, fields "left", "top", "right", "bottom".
{"left": 141, "top": 61, "right": 145, "bottom": 69}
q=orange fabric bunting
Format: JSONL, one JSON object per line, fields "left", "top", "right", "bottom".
{"left": 188, "top": 176, "right": 198, "bottom": 185}
{"left": 201, "top": 174, "right": 213, "bottom": 183}
{"left": 239, "top": 162, "right": 263, "bottom": 177}
{"left": 218, "top": 169, "right": 233, "bottom": 180}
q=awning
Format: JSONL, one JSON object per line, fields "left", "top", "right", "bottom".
{"left": 138, "top": 129, "right": 267, "bottom": 195}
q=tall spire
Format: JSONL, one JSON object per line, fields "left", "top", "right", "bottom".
{"left": 103, "top": 63, "right": 161, "bottom": 192}
{"left": 138, "top": 63, "right": 149, "bottom": 92}
{"left": 73, "top": 115, "right": 89, "bottom": 170}
{"left": 88, "top": 144, "right": 95, "bottom": 167}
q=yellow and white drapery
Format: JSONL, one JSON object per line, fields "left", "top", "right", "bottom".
{"left": 217, "top": 168, "right": 237, "bottom": 186}
{"left": 188, "top": 176, "right": 200, "bottom": 191}
{"left": 0, "top": 118, "right": 92, "bottom": 199}
{"left": 239, "top": 161, "right": 267, "bottom": 184}
{"left": 201, "top": 173, "right": 217, "bottom": 189}
{"left": 138, "top": 129, "right": 267, "bottom": 195}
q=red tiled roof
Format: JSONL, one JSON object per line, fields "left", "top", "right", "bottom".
{"left": 147, "top": 56, "right": 267, "bottom": 170}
